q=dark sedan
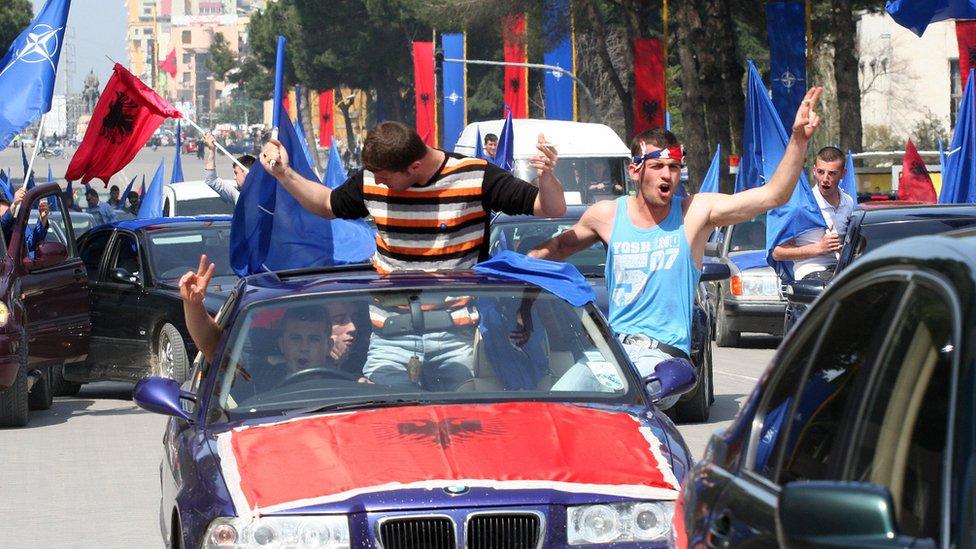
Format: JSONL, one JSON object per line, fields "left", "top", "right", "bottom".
{"left": 490, "top": 207, "right": 730, "bottom": 423}
{"left": 784, "top": 203, "right": 976, "bottom": 331}
{"left": 676, "top": 229, "right": 976, "bottom": 548}
{"left": 63, "top": 216, "right": 233, "bottom": 391}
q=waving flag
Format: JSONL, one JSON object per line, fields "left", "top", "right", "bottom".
{"left": 117, "top": 176, "right": 136, "bottom": 210}
{"left": 840, "top": 150, "right": 859, "bottom": 206}
{"left": 159, "top": 48, "right": 177, "bottom": 78}
{"left": 474, "top": 125, "right": 487, "bottom": 160}
{"left": 886, "top": 0, "right": 976, "bottom": 37}
{"left": 766, "top": 2, "right": 807, "bottom": 128}
{"left": 940, "top": 68, "right": 976, "bottom": 203}
{"left": 231, "top": 35, "right": 375, "bottom": 277}
{"left": 292, "top": 86, "right": 318, "bottom": 176}
{"left": 137, "top": 158, "right": 165, "bottom": 218}
{"left": 171, "top": 121, "right": 184, "bottom": 183}
{"left": 0, "top": 0, "right": 71, "bottom": 151}
{"left": 495, "top": 108, "right": 515, "bottom": 172}
{"left": 0, "top": 170, "right": 12, "bottom": 202}
{"left": 66, "top": 63, "right": 181, "bottom": 184}
{"left": 441, "top": 33, "right": 466, "bottom": 151}
{"left": 323, "top": 138, "right": 347, "bottom": 190}
{"left": 740, "top": 62, "right": 825, "bottom": 281}
{"left": 543, "top": 0, "right": 576, "bottom": 121}
{"left": 698, "top": 145, "right": 721, "bottom": 194}
{"left": 899, "top": 140, "right": 938, "bottom": 203}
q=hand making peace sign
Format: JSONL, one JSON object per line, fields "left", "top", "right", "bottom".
{"left": 180, "top": 254, "right": 216, "bottom": 306}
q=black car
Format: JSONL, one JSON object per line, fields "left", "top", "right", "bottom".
{"left": 63, "top": 216, "right": 233, "bottom": 390}
{"left": 490, "top": 207, "right": 730, "bottom": 423}
{"left": 677, "top": 228, "right": 976, "bottom": 548}
{"left": 784, "top": 203, "right": 976, "bottom": 331}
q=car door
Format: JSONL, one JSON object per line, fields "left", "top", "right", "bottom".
{"left": 18, "top": 191, "right": 91, "bottom": 365}
{"left": 86, "top": 230, "right": 151, "bottom": 380}
{"left": 702, "top": 277, "right": 907, "bottom": 547}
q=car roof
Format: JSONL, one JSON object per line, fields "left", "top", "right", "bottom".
{"left": 491, "top": 205, "right": 589, "bottom": 224}
{"left": 857, "top": 203, "right": 976, "bottom": 225}
{"left": 103, "top": 215, "right": 232, "bottom": 232}
{"left": 237, "top": 266, "right": 548, "bottom": 305}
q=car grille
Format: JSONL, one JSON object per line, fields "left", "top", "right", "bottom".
{"left": 378, "top": 516, "right": 456, "bottom": 549}
{"left": 467, "top": 513, "right": 541, "bottom": 549}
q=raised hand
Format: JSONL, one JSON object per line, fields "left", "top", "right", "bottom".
{"left": 38, "top": 200, "right": 49, "bottom": 225}
{"left": 204, "top": 133, "right": 216, "bottom": 151}
{"left": 529, "top": 133, "right": 558, "bottom": 178}
{"left": 792, "top": 87, "right": 823, "bottom": 142}
{"left": 259, "top": 137, "right": 289, "bottom": 178}
{"left": 13, "top": 187, "right": 25, "bottom": 207}
{"left": 180, "top": 254, "right": 215, "bottom": 306}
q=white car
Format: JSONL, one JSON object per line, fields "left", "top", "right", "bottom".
{"left": 162, "top": 181, "right": 235, "bottom": 217}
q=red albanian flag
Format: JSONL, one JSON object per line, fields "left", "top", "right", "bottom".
{"left": 66, "top": 63, "right": 181, "bottom": 185}
{"left": 159, "top": 48, "right": 177, "bottom": 78}
{"left": 899, "top": 139, "right": 937, "bottom": 203}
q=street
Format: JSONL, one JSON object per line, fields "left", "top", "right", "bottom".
{"left": 0, "top": 336, "right": 776, "bottom": 547}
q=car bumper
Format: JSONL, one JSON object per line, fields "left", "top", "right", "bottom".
{"left": 724, "top": 299, "right": 786, "bottom": 335}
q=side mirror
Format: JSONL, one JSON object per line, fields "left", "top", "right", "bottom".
{"left": 132, "top": 376, "right": 195, "bottom": 422}
{"left": 644, "top": 357, "right": 697, "bottom": 404}
{"left": 704, "top": 241, "right": 721, "bottom": 258}
{"left": 700, "top": 261, "right": 731, "bottom": 282}
{"left": 783, "top": 278, "right": 826, "bottom": 305}
{"left": 777, "top": 481, "right": 935, "bottom": 549}
{"left": 23, "top": 241, "right": 68, "bottom": 271}
{"left": 110, "top": 267, "right": 141, "bottom": 286}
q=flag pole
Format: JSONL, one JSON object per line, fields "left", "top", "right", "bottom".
{"left": 26, "top": 114, "right": 46, "bottom": 188}
{"left": 180, "top": 117, "right": 249, "bottom": 173}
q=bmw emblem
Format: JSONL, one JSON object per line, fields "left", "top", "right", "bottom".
{"left": 443, "top": 485, "right": 469, "bottom": 496}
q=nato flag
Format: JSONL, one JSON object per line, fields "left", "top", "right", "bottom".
{"left": 0, "top": 0, "right": 71, "bottom": 151}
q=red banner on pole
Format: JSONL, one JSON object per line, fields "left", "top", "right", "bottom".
{"left": 66, "top": 64, "right": 181, "bottom": 185}
{"left": 413, "top": 41, "right": 437, "bottom": 146}
{"left": 503, "top": 14, "right": 529, "bottom": 119}
{"left": 957, "top": 21, "right": 976, "bottom": 87}
{"left": 633, "top": 37, "right": 666, "bottom": 134}
{"left": 318, "top": 89, "right": 334, "bottom": 147}
{"left": 899, "top": 139, "right": 937, "bottom": 203}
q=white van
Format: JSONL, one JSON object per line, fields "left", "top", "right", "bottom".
{"left": 162, "top": 181, "right": 236, "bottom": 217}
{"left": 454, "top": 119, "right": 631, "bottom": 205}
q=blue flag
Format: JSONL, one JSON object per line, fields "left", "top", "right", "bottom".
{"left": 0, "top": 0, "right": 71, "bottom": 151}
{"left": 766, "top": 1, "right": 807, "bottom": 129}
{"left": 0, "top": 170, "right": 12, "bottom": 202}
{"left": 887, "top": 0, "right": 976, "bottom": 36}
{"left": 118, "top": 176, "right": 136, "bottom": 210}
{"left": 938, "top": 137, "right": 947, "bottom": 180}
{"left": 495, "top": 108, "right": 515, "bottom": 171}
{"left": 140, "top": 176, "right": 145, "bottom": 197}
{"left": 698, "top": 145, "right": 721, "bottom": 194}
{"left": 543, "top": 0, "right": 575, "bottom": 121}
{"left": 46, "top": 164, "right": 58, "bottom": 211}
{"left": 323, "top": 137, "right": 347, "bottom": 189}
{"left": 441, "top": 33, "right": 466, "bottom": 151}
{"left": 171, "top": 121, "right": 184, "bottom": 183}
{"left": 741, "top": 61, "right": 826, "bottom": 281}
{"left": 840, "top": 150, "right": 859, "bottom": 206}
{"left": 940, "top": 68, "right": 976, "bottom": 203}
{"left": 473, "top": 125, "right": 487, "bottom": 160}
{"left": 292, "top": 86, "right": 318, "bottom": 176}
{"left": 137, "top": 158, "right": 165, "bottom": 218}
{"left": 230, "top": 35, "right": 375, "bottom": 277}
{"left": 21, "top": 143, "right": 34, "bottom": 190}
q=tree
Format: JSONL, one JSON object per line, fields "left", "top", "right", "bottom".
{"left": 207, "top": 33, "right": 236, "bottom": 80}
{"left": 0, "top": 0, "right": 32, "bottom": 56}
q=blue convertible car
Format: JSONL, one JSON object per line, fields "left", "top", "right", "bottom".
{"left": 135, "top": 261, "right": 697, "bottom": 548}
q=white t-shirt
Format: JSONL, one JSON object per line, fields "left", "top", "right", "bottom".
{"left": 792, "top": 188, "right": 855, "bottom": 280}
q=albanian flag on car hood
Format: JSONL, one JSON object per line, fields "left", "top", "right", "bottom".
{"left": 66, "top": 63, "right": 181, "bottom": 185}
{"left": 216, "top": 402, "right": 681, "bottom": 515}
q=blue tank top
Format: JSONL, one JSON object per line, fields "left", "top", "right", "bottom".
{"left": 605, "top": 196, "right": 701, "bottom": 354}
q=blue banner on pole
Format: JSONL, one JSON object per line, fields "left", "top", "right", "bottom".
{"left": 171, "top": 120, "right": 184, "bottom": 183}
{"left": 766, "top": 1, "right": 807, "bottom": 130}
{"left": 543, "top": 0, "right": 575, "bottom": 121}
{"left": 441, "top": 33, "right": 466, "bottom": 152}
{"left": 940, "top": 68, "right": 976, "bottom": 203}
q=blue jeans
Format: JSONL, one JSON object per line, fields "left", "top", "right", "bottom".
{"left": 362, "top": 328, "right": 475, "bottom": 391}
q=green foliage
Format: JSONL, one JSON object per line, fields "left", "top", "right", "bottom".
{"left": 0, "top": 0, "right": 32, "bottom": 55}
{"left": 910, "top": 111, "right": 949, "bottom": 151}
{"left": 207, "top": 33, "right": 237, "bottom": 80}
{"left": 213, "top": 89, "right": 263, "bottom": 125}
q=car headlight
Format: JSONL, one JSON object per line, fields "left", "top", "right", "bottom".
{"left": 203, "top": 516, "right": 350, "bottom": 548}
{"left": 0, "top": 302, "right": 9, "bottom": 326}
{"left": 567, "top": 501, "right": 673, "bottom": 545}
{"left": 735, "top": 274, "right": 779, "bottom": 297}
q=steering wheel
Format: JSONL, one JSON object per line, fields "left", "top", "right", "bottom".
{"left": 278, "top": 367, "right": 362, "bottom": 386}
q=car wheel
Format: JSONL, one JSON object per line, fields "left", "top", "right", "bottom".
{"left": 28, "top": 366, "right": 53, "bottom": 411}
{"left": 50, "top": 363, "right": 82, "bottom": 397}
{"left": 714, "top": 300, "right": 740, "bottom": 348}
{"left": 674, "top": 352, "right": 711, "bottom": 423}
{"left": 0, "top": 337, "right": 29, "bottom": 427}
{"left": 155, "top": 324, "right": 189, "bottom": 383}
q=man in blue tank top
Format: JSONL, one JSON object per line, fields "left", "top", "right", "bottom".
{"left": 530, "top": 87, "right": 824, "bottom": 409}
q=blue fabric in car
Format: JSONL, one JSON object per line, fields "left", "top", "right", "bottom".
{"left": 729, "top": 250, "right": 769, "bottom": 272}
{"left": 473, "top": 250, "right": 595, "bottom": 307}
{"left": 476, "top": 297, "right": 548, "bottom": 390}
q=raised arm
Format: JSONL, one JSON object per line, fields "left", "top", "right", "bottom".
{"left": 260, "top": 138, "right": 337, "bottom": 219}
{"left": 702, "top": 87, "right": 823, "bottom": 229}
{"left": 180, "top": 255, "right": 221, "bottom": 363}
{"left": 528, "top": 201, "right": 610, "bottom": 261}
{"left": 529, "top": 133, "right": 567, "bottom": 218}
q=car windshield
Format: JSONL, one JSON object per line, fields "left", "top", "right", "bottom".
{"left": 146, "top": 225, "right": 234, "bottom": 280}
{"left": 208, "top": 286, "right": 636, "bottom": 422}
{"left": 489, "top": 220, "right": 606, "bottom": 276}
{"left": 514, "top": 157, "right": 628, "bottom": 205}
{"left": 177, "top": 197, "right": 235, "bottom": 216}
{"left": 728, "top": 214, "right": 767, "bottom": 252}
{"left": 846, "top": 216, "right": 976, "bottom": 266}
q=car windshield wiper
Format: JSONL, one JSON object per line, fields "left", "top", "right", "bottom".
{"left": 286, "top": 398, "right": 429, "bottom": 417}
